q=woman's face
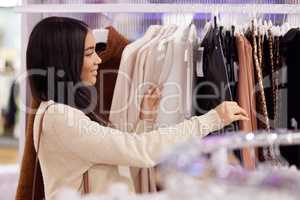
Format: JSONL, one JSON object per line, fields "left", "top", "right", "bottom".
{"left": 81, "top": 31, "right": 102, "bottom": 86}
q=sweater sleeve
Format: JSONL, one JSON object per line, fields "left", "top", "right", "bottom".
{"left": 46, "top": 104, "right": 223, "bottom": 168}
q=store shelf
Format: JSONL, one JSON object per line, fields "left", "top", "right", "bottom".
{"left": 14, "top": 3, "right": 300, "bottom": 14}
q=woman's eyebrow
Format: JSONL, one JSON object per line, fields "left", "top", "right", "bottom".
{"left": 84, "top": 46, "right": 95, "bottom": 51}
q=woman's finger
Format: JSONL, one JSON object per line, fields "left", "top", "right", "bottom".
{"left": 153, "top": 98, "right": 161, "bottom": 107}
{"left": 151, "top": 88, "right": 162, "bottom": 100}
{"left": 229, "top": 101, "right": 248, "bottom": 117}
{"left": 228, "top": 101, "right": 238, "bottom": 106}
{"left": 148, "top": 85, "right": 156, "bottom": 94}
{"left": 155, "top": 87, "right": 161, "bottom": 95}
{"left": 233, "top": 114, "right": 249, "bottom": 121}
{"left": 158, "top": 84, "right": 164, "bottom": 91}
{"left": 234, "top": 106, "right": 248, "bottom": 117}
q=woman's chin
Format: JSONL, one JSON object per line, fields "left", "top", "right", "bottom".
{"left": 89, "top": 79, "right": 97, "bottom": 86}
{"left": 82, "top": 79, "right": 96, "bottom": 86}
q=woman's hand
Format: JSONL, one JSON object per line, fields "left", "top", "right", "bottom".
{"left": 140, "top": 86, "right": 162, "bottom": 123}
{"left": 214, "top": 101, "right": 249, "bottom": 126}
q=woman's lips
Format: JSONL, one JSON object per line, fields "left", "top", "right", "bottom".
{"left": 91, "top": 69, "right": 98, "bottom": 76}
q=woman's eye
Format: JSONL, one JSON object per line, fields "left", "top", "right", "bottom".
{"left": 86, "top": 50, "right": 96, "bottom": 57}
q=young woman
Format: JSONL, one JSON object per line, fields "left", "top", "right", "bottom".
{"left": 17, "top": 17, "right": 248, "bottom": 200}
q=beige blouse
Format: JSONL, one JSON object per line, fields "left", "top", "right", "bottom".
{"left": 33, "top": 100, "right": 223, "bottom": 200}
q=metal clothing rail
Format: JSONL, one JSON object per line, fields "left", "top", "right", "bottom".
{"left": 14, "top": 3, "right": 300, "bottom": 14}
{"left": 197, "top": 131, "right": 300, "bottom": 154}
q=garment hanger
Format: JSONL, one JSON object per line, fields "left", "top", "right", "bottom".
{"left": 281, "top": 14, "right": 290, "bottom": 35}
{"left": 144, "top": 24, "right": 162, "bottom": 39}
{"left": 254, "top": 15, "right": 258, "bottom": 36}
{"left": 257, "top": 17, "right": 263, "bottom": 35}
{"left": 214, "top": 16, "right": 218, "bottom": 29}
{"left": 212, "top": 3, "right": 218, "bottom": 29}
{"left": 268, "top": 15, "right": 273, "bottom": 31}
{"left": 157, "top": 7, "right": 192, "bottom": 50}
{"left": 202, "top": 15, "right": 212, "bottom": 39}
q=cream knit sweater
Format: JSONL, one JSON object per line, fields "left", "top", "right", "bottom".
{"left": 33, "top": 100, "right": 223, "bottom": 200}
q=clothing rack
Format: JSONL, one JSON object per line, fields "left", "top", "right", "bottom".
{"left": 160, "top": 131, "right": 300, "bottom": 177}
{"left": 16, "top": 0, "right": 300, "bottom": 161}
{"left": 197, "top": 131, "right": 300, "bottom": 154}
{"left": 14, "top": 3, "right": 300, "bottom": 14}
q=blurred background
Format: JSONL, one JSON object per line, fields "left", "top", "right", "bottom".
{"left": 0, "top": 0, "right": 21, "bottom": 165}
{"left": 0, "top": 2, "right": 21, "bottom": 199}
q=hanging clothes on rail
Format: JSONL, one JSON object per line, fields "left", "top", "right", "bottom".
{"left": 109, "top": 25, "right": 162, "bottom": 194}
{"left": 185, "top": 24, "right": 198, "bottom": 119}
{"left": 262, "top": 30, "right": 278, "bottom": 128}
{"left": 94, "top": 26, "right": 129, "bottom": 120}
{"left": 246, "top": 24, "right": 270, "bottom": 131}
{"left": 280, "top": 28, "right": 300, "bottom": 168}
{"left": 110, "top": 24, "right": 174, "bottom": 193}
{"left": 261, "top": 31, "right": 284, "bottom": 129}
{"left": 134, "top": 23, "right": 196, "bottom": 192}
{"left": 273, "top": 35, "right": 282, "bottom": 128}
{"left": 110, "top": 23, "right": 198, "bottom": 193}
{"left": 195, "top": 24, "right": 237, "bottom": 134}
{"left": 110, "top": 25, "right": 161, "bottom": 131}
{"left": 236, "top": 34, "right": 257, "bottom": 169}
{"left": 137, "top": 24, "right": 180, "bottom": 193}
{"left": 224, "top": 29, "right": 238, "bottom": 100}
{"left": 156, "top": 24, "right": 197, "bottom": 127}
{"left": 127, "top": 25, "right": 176, "bottom": 130}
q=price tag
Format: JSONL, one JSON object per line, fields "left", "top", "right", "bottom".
{"left": 196, "top": 47, "right": 204, "bottom": 77}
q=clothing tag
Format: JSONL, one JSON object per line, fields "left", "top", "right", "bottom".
{"left": 291, "top": 118, "right": 298, "bottom": 130}
{"left": 196, "top": 47, "right": 204, "bottom": 77}
{"left": 234, "top": 62, "right": 239, "bottom": 82}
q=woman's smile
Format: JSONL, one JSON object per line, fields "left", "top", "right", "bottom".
{"left": 91, "top": 68, "right": 98, "bottom": 76}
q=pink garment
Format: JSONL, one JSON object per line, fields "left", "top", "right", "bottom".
{"left": 110, "top": 25, "right": 161, "bottom": 131}
{"left": 110, "top": 25, "right": 168, "bottom": 193}
{"left": 132, "top": 25, "right": 199, "bottom": 192}
{"left": 110, "top": 25, "right": 196, "bottom": 193}
{"left": 109, "top": 25, "right": 162, "bottom": 193}
{"left": 127, "top": 25, "right": 176, "bottom": 130}
{"left": 128, "top": 25, "right": 177, "bottom": 193}
{"left": 236, "top": 35, "right": 257, "bottom": 169}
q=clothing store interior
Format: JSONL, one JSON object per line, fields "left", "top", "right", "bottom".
{"left": 1, "top": 0, "right": 300, "bottom": 200}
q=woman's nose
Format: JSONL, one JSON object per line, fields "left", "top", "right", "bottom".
{"left": 95, "top": 54, "right": 102, "bottom": 65}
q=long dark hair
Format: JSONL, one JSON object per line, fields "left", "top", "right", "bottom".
{"left": 27, "top": 16, "right": 109, "bottom": 126}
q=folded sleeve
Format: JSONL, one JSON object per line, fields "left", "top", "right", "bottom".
{"left": 47, "top": 104, "right": 223, "bottom": 168}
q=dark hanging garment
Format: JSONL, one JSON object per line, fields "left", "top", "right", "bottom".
{"left": 94, "top": 26, "right": 129, "bottom": 120}
{"left": 194, "top": 26, "right": 236, "bottom": 134}
{"left": 96, "top": 42, "right": 107, "bottom": 53}
{"left": 280, "top": 28, "right": 300, "bottom": 168}
{"left": 224, "top": 30, "right": 238, "bottom": 101}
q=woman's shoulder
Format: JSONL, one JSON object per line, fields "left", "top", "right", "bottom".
{"left": 38, "top": 100, "right": 87, "bottom": 124}
{"left": 39, "top": 100, "right": 82, "bottom": 112}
